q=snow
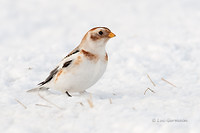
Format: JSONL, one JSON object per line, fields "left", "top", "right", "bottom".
{"left": 0, "top": 0, "right": 200, "bottom": 132}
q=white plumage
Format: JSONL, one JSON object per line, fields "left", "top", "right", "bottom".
{"left": 28, "top": 27, "right": 115, "bottom": 96}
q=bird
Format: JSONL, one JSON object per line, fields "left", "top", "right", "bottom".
{"left": 27, "top": 27, "right": 116, "bottom": 97}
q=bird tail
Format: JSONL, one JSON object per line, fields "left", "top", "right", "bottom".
{"left": 27, "top": 86, "right": 48, "bottom": 92}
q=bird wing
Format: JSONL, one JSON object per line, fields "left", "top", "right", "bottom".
{"left": 64, "top": 46, "right": 80, "bottom": 59}
{"left": 38, "top": 47, "right": 80, "bottom": 86}
{"left": 38, "top": 66, "right": 59, "bottom": 85}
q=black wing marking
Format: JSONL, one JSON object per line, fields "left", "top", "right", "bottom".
{"left": 64, "top": 49, "right": 79, "bottom": 58}
{"left": 38, "top": 66, "right": 59, "bottom": 86}
{"left": 63, "top": 60, "right": 73, "bottom": 68}
{"left": 38, "top": 60, "right": 73, "bottom": 86}
{"left": 38, "top": 48, "right": 79, "bottom": 86}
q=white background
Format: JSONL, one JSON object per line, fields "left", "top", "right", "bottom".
{"left": 0, "top": 0, "right": 200, "bottom": 132}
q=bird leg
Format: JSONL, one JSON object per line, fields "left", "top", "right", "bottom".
{"left": 79, "top": 90, "right": 91, "bottom": 96}
{"left": 79, "top": 90, "right": 87, "bottom": 94}
{"left": 65, "top": 91, "right": 72, "bottom": 97}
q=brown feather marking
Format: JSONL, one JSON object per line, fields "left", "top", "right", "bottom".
{"left": 74, "top": 56, "right": 82, "bottom": 65}
{"left": 90, "top": 35, "right": 100, "bottom": 41}
{"left": 55, "top": 69, "right": 63, "bottom": 82}
{"left": 105, "top": 53, "right": 108, "bottom": 61}
{"left": 81, "top": 50, "right": 98, "bottom": 61}
{"left": 90, "top": 27, "right": 110, "bottom": 32}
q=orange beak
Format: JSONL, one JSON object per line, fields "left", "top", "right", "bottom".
{"left": 108, "top": 32, "right": 116, "bottom": 38}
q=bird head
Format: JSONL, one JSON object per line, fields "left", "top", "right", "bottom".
{"left": 80, "top": 27, "right": 116, "bottom": 54}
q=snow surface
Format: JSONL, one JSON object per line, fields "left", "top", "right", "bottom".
{"left": 1, "top": 0, "right": 200, "bottom": 133}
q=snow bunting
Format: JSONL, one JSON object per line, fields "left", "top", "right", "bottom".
{"left": 28, "top": 27, "right": 116, "bottom": 96}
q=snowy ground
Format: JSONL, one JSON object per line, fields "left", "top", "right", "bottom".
{"left": 1, "top": 0, "right": 200, "bottom": 133}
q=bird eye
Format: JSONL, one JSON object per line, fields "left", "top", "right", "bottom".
{"left": 99, "top": 31, "right": 103, "bottom": 35}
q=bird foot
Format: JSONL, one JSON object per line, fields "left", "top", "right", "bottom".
{"left": 65, "top": 91, "right": 72, "bottom": 97}
{"left": 79, "top": 91, "right": 91, "bottom": 97}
